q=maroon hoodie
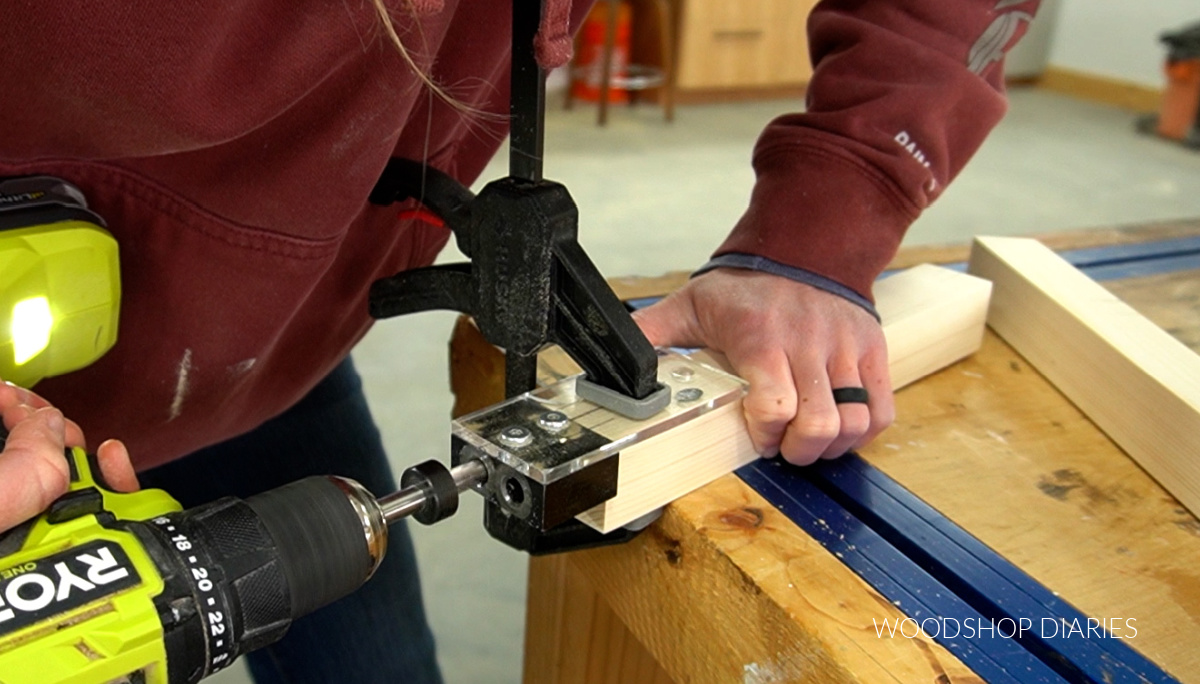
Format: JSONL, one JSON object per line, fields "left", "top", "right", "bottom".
{"left": 0, "top": 0, "right": 1036, "bottom": 469}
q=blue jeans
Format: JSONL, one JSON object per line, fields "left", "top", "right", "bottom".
{"left": 139, "top": 357, "right": 444, "bottom": 684}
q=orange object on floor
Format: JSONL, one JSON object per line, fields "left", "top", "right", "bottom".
{"left": 1141, "top": 22, "right": 1200, "bottom": 147}
{"left": 570, "top": 1, "right": 632, "bottom": 103}
{"left": 1157, "top": 58, "right": 1200, "bottom": 141}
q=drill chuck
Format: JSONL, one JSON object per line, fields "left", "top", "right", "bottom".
{"left": 145, "top": 476, "right": 386, "bottom": 682}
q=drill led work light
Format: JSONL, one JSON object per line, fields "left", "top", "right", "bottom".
{"left": 11, "top": 295, "right": 53, "bottom": 365}
{"left": 0, "top": 177, "right": 119, "bottom": 387}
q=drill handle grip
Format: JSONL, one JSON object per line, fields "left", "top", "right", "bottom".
{"left": 65, "top": 446, "right": 114, "bottom": 492}
{"left": 0, "top": 423, "right": 111, "bottom": 492}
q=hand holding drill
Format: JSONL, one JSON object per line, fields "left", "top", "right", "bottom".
{"left": 0, "top": 379, "right": 138, "bottom": 534}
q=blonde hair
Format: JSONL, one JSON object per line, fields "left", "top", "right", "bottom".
{"left": 370, "top": 0, "right": 488, "bottom": 117}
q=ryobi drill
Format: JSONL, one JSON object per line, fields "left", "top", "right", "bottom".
{"left": 0, "top": 426, "right": 484, "bottom": 684}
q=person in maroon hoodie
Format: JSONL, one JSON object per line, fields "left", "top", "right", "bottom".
{"left": 1, "top": 0, "right": 1038, "bottom": 680}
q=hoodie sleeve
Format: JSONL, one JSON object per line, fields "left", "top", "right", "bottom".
{"left": 713, "top": 0, "right": 1040, "bottom": 301}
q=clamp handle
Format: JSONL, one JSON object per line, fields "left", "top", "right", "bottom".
{"left": 369, "top": 163, "right": 661, "bottom": 403}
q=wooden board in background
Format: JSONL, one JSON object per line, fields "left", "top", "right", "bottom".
{"left": 968, "top": 236, "right": 1200, "bottom": 518}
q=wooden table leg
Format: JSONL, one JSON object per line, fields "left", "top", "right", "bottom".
{"left": 523, "top": 555, "right": 674, "bottom": 684}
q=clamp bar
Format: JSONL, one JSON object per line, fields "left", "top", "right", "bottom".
{"left": 510, "top": 0, "right": 546, "bottom": 182}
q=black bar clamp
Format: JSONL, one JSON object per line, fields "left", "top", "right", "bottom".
{"left": 366, "top": 0, "right": 670, "bottom": 554}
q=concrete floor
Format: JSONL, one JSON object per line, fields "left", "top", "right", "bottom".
{"left": 211, "top": 87, "right": 1200, "bottom": 683}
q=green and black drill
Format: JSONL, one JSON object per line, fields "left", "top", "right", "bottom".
{"left": 0, "top": 426, "right": 486, "bottom": 684}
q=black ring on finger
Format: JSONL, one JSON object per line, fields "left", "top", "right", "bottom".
{"left": 832, "top": 387, "right": 869, "bottom": 404}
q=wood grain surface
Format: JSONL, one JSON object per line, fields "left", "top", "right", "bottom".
{"left": 861, "top": 331, "right": 1200, "bottom": 681}
{"left": 968, "top": 237, "right": 1200, "bottom": 518}
{"left": 1106, "top": 269, "right": 1200, "bottom": 354}
{"left": 570, "top": 474, "right": 983, "bottom": 684}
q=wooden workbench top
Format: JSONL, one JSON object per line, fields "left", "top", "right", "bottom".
{"left": 450, "top": 220, "right": 1200, "bottom": 683}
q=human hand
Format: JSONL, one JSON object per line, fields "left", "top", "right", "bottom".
{"left": 0, "top": 381, "right": 138, "bottom": 533}
{"left": 632, "top": 268, "right": 894, "bottom": 465}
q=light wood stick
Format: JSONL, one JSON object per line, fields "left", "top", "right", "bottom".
{"left": 967, "top": 236, "right": 1200, "bottom": 517}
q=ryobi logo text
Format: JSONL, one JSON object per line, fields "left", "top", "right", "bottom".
{"left": 0, "top": 540, "right": 141, "bottom": 636}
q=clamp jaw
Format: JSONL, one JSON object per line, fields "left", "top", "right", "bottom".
{"left": 368, "top": 160, "right": 667, "bottom": 409}
{"left": 368, "top": 1, "right": 668, "bottom": 554}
